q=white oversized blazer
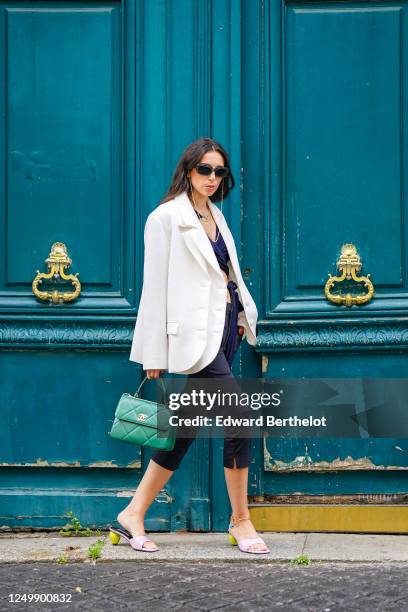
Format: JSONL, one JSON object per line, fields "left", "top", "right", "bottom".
{"left": 129, "top": 191, "right": 258, "bottom": 374}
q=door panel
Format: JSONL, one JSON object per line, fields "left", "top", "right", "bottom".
{"left": 285, "top": 5, "right": 403, "bottom": 301}
{"left": 0, "top": 1, "right": 130, "bottom": 310}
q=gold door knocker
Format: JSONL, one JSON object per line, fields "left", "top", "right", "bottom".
{"left": 324, "top": 244, "right": 374, "bottom": 307}
{"left": 32, "top": 242, "right": 81, "bottom": 304}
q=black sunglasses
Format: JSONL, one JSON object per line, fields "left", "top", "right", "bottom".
{"left": 195, "top": 163, "right": 229, "bottom": 178}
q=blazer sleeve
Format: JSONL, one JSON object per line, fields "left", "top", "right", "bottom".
{"left": 139, "top": 212, "right": 170, "bottom": 370}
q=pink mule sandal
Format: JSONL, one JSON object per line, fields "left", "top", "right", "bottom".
{"left": 228, "top": 516, "right": 270, "bottom": 555}
{"left": 109, "top": 526, "right": 159, "bottom": 552}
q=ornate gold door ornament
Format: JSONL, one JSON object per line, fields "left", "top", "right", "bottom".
{"left": 32, "top": 242, "right": 81, "bottom": 304}
{"left": 324, "top": 243, "right": 374, "bottom": 307}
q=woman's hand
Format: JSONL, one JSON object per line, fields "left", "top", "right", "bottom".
{"left": 146, "top": 369, "right": 166, "bottom": 379}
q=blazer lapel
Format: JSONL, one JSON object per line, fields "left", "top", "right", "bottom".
{"left": 176, "top": 192, "right": 224, "bottom": 278}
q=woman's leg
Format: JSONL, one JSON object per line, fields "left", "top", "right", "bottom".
{"left": 224, "top": 464, "right": 268, "bottom": 552}
{"left": 117, "top": 459, "right": 173, "bottom": 549}
{"left": 117, "top": 394, "right": 197, "bottom": 547}
{"left": 208, "top": 304, "right": 268, "bottom": 551}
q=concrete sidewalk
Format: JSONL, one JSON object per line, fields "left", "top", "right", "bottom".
{"left": 0, "top": 531, "right": 407, "bottom": 564}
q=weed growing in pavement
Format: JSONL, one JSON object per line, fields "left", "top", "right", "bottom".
{"left": 87, "top": 538, "right": 106, "bottom": 562}
{"left": 59, "top": 511, "right": 101, "bottom": 537}
{"left": 291, "top": 554, "right": 311, "bottom": 565}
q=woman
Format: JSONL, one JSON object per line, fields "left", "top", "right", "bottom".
{"left": 113, "top": 137, "right": 269, "bottom": 554}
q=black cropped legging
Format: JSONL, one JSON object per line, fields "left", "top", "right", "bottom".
{"left": 152, "top": 302, "right": 250, "bottom": 470}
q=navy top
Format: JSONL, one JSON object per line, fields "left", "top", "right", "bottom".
{"left": 208, "top": 225, "right": 244, "bottom": 366}
{"left": 209, "top": 229, "right": 230, "bottom": 276}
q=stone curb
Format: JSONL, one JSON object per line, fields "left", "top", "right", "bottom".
{"left": 0, "top": 532, "right": 408, "bottom": 564}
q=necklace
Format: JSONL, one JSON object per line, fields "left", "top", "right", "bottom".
{"left": 190, "top": 188, "right": 211, "bottom": 221}
{"left": 193, "top": 206, "right": 220, "bottom": 242}
{"left": 190, "top": 190, "right": 219, "bottom": 241}
{"left": 194, "top": 206, "right": 210, "bottom": 221}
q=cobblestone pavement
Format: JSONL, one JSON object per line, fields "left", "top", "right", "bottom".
{"left": 0, "top": 562, "right": 407, "bottom": 611}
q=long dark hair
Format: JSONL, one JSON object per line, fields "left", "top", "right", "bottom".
{"left": 159, "top": 137, "right": 235, "bottom": 205}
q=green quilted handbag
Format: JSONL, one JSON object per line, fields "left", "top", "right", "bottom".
{"left": 108, "top": 376, "right": 175, "bottom": 451}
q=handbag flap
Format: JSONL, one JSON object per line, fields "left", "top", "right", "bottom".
{"left": 114, "top": 394, "right": 172, "bottom": 432}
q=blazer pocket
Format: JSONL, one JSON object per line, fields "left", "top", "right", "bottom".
{"left": 166, "top": 320, "right": 179, "bottom": 335}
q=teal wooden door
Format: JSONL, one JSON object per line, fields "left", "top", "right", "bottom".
{"left": 0, "top": 0, "right": 247, "bottom": 532}
{"left": 245, "top": 1, "right": 408, "bottom": 530}
{"left": 0, "top": 0, "right": 177, "bottom": 530}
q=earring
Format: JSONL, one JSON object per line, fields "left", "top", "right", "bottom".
{"left": 188, "top": 175, "right": 197, "bottom": 208}
{"left": 220, "top": 179, "right": 224, "bottom": 215}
